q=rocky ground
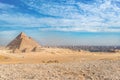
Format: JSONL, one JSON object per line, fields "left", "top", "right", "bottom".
{"left": 0, "top": 47, "right": 120, "bottom": 80}
{"left": 0, "top": 60, "right": 120, "bottom": 80}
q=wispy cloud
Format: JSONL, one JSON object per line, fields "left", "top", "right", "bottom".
{"left": 0, "top": 2, "right": 14, "bottom": 9}
{"left": 0, "top": 0, "right": 120, "bottom": 32}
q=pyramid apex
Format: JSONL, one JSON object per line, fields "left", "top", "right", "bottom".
{"left": 20, "top": 32, "right": 26, "bottom": 36}
{"left": 18, "top": 32, "right": 27, "bottom": 37}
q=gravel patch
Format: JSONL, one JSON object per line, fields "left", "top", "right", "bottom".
{"left": 0, "top": 60, "right": 120, "bottom": 80}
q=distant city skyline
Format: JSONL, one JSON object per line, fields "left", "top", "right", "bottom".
{"left": 0, "top": 0, "right": 120, "bottom": 46}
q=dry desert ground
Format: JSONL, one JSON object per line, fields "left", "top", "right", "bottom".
{"left": 0, "top": 47, "right": 120, "bottom": 80}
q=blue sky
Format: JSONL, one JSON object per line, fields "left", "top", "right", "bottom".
{"left": 0, "top": 0, "right": 120, "bottom": 46}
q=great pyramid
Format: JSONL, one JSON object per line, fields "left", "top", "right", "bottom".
{"left": 7, "top": 32, "right": 41, "bottom": 53}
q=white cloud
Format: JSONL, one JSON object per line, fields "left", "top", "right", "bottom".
{"left": 0, "top": 30, "right": 18, "bottom": 36}
{"left": 0, "top": 2, "right": 15, "bottom": 10}
{"left": 0, "top": 0, "right": 120, "bottom": 32}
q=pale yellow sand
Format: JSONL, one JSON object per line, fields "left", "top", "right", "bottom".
{"left": 0, "top": 47, "right": 120, "bottom": 64}
{"left": 0, "top": 47, "right": 120, "bottom": 80}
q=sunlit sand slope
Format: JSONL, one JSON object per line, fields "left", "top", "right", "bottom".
{"left": 0, "top": 47, "right": 120, "bottom": 64}
{"left": 0, "top": 47, "right": 120, "bottom": 80}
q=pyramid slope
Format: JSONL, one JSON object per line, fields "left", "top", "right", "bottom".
{"left": 7, "top": 32, "right": 41, "bottom": 52}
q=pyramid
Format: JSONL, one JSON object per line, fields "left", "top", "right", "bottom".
{"left": 7, "top": 32, "right": 41, "bottom": 53}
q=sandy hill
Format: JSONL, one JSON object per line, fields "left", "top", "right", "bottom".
{"left": 7, "top": 32, "right": 41, "bottom": 53}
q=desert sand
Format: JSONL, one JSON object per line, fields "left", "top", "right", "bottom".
{"left": 0, "top": 47, "right": 120, "bottom": 80}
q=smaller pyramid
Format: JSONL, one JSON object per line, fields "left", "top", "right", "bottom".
{"left": 7, "top": 32, "right": 41, "bottom": 53}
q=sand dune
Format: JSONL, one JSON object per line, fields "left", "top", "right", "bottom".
{"left": 0, "top": 47, "right": 120, "bottom": 64}
{"left": 0, "top": 47, "right": 120, "bottom": 80}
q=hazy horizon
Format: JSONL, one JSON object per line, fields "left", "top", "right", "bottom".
{"left": 0, "top": 0, "right": 120, "bottom": 46}
{"left": 0, "top": 31, "right": 120, "bottom": 46}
